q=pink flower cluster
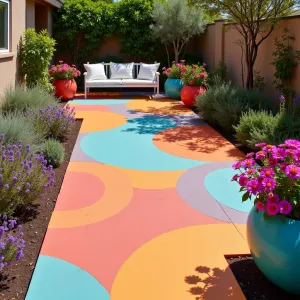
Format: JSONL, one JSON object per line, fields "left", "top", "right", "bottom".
{"left": 49, "top": 60, "right": 81, "bottom": 80}
{"left": 232, "top": 139, "right": 300, "bottom": 219}
{"left": 162, "top": 60, "right": 185, "bottom": 79}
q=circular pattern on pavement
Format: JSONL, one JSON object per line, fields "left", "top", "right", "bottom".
{"left": 70, "top": 99, "right": 131, "bottom": 105}
{"left": 110, "top": 224, "right": 247, "bottom": 300}
{"left": 49, "top": 162, "right": 133, "bottom": 228}
{"left": 80, "top": 116, "right": 204, "bottom": 171}
{"left": 26, "top": 256, "right": 109, "bottom": 300}
{"left": 54, "top": 172, "right": 105, "bottom": 211}
{"left": 177, "top": 162, "right": 249, "bottom": 223}
{"left": 75, "top": 111, "right": 126, "bottom": 133}
{"left": 153, "top": 125, "right": 245, "bottom": 162}
{"left": 126, "top": 99, "right": 193, "bottom": 115}
{"left": 205, "top": 168, "right": 253, "bottom": 213}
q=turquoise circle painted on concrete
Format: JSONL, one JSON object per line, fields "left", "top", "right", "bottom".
{"left": 80, "top": 116, "right": 204, "bottom": 171}
{"left": 204, "top": 168, "right": 252, "bottom": 213}
{"left": 164, "top": 78, "right": 184, "bottom": 100}
{"left": 70, "top": 99, "right": 131, "bottom": 105}
{"left": 26, "top": 256, "right": 109, "bottom": 300}
{"left": 247, "top": 207, "right": 300, "bottom": 295}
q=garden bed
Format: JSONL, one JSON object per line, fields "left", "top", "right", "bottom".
{"left": 227, "top": 255, "right": 299, "bottom": 299}
{"left": 0, "top": 119, "right": 82, "bottom": 300}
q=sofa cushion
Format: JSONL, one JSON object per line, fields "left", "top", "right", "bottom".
{"left": 122, "top": 79, "right": 156, "bottom": 86}
{"left": 86, "top": 79, "right": 122, "bottom": 87}
{"left": 84, "top": 63, "right": 107, "bottom": 80}
{"left": 137, "top": 63, "right": 160, "bottom": 81}
{"left": 110, "top": 62, "right": 134, "bottom": 79}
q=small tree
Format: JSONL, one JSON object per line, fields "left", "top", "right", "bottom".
{"left": 151, "top": 0, "right": 207, "bottom": 64}
{"left": 194, "top": 0, "right": 299, "bottom": 89}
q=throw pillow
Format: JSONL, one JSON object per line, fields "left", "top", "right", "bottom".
{"left": 84, "top": 63, "right": 107, "bottom": 80}
{"left": 110, "top": 62, "right": 134, "bottom": 79}
{"left": 137, "top": 63, "right": 160, "bottom": 81}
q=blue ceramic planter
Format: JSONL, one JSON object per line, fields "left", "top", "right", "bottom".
{"left": 164, "top": 78, "right": 184, "bottom": 99}
{"left": 247, "top": 207, "right": 300, "bottom": 295}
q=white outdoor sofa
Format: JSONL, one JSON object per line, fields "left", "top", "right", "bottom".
{"left": 84, "top": 62, "right": 160, "bottom": 99}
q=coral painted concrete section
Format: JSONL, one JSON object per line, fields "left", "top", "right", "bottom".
{"left": 26, "top": 95, "right": 251, "bottom": 300}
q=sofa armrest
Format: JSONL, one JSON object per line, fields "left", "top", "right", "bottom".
{"left": 155, "top": 72, "right": 160, "bottom": 82}
{"left": 84, "top": 72, "right": 87, "bottom": 76}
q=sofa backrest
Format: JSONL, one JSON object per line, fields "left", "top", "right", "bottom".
{"left": 102, "top": 63, "right": 142, "bottom": 79}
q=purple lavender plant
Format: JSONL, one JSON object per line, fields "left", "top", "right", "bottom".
{"left": 28, "top": 104, "right": 75, "bottom": 140}
{"left": 0, "top": 134, "right": 55, "bottom": 214}
{"left": 0, "top": 214, "right": 25, "bottom": 272}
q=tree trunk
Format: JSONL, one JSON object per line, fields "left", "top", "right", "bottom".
{"left": 174, "top": 50, "right": 179, "bottom": 64}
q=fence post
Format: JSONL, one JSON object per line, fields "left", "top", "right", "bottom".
{"left": 214, "top": 20, "right": 225, "bottom": 68}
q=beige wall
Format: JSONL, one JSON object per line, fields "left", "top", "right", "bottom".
{"left": 193, "top": 16, "right": 300, "bottom": 98}
{"left": 26, "top": 0, "right": 35, "bottom": 29}
{"left": 0, "top": 0, "right": 26, "bottom": 95}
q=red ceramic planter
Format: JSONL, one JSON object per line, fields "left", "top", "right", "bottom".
{"left": 53, "top": 79, "right": 77, "bottom": 101}
{"left": 180, "top": 85, "right": 206, "bottom": 107}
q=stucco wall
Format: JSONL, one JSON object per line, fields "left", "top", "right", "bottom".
{"left": 26, "top": 0, "right": 35, "bottom": 29}
{"left": 194, "top": 16, "right": 300, "bottom": 98}
{"left": 0, "top": 0, "right": 26, "bottom": 95}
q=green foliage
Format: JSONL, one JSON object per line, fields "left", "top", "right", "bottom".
{"left": 53, "top": 0, "right": 158, "bottom": 65}
{"left": 151, "top": 0, "right": 207, "bottom": 62}
{"left": 196, "top": 82, "right": 269, "bottom": 132}
{"left": 253, "top": 70, "right": 266, "bottom": 92}
{"left": 19, "top": 29, "right": 56, "bottom": 93}
{"left": 272, "top": 28, "right": 300, "bottom": 101}
{"left": 234, "top": 109, "right": 300, "bottom": 149}
{"left": 0, "top": 112, "right": 43, "bottom": 148}
{"left": 39, "top": 139, "right": 65, "bottom": 168}
{"left": 0, "top": 85, "right": 57, "bottom": 114}
{"left": 207, "top": 60, "right": 229, "bottom": 86}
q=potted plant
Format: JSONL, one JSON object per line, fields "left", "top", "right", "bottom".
{"left": 180, "top": 64, "right": 207, "bottom": 107}
{"left": 232, "top": 140, "right": 300, "bottom": 295}
{"left": 162, "top": 61, "right": 185, "bottom": 99}
{"left": 49, "top": 61, "right": 81, "bottom": 101}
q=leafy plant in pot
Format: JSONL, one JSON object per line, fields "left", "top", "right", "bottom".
{"left": 49, "top": 61, "right": 81, "bottom": 101}
{"left": 232, "top": 140, "right": 300, "bottom": 295}
{"left": 181, "top": 64, "right": 207, "bottom": 107}
{"left": 162, "top": 61, "right": 185, "bottom": 99}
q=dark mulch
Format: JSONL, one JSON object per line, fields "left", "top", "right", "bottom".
{"left": 227, "top": 255, "right": 300, "bottom": 300}
{"left": 0, "top": 119, "right": 82, "bottom": 300}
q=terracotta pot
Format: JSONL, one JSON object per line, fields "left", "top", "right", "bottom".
{"left": 53, "top": 79, "right": 77, "bottom": 101}
{"left": 180, "top": 85, "right": 206, "bottom": 107}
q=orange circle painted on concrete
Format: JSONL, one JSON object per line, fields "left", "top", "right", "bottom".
{"left": 126, "top": 99, "right": 193, "bottom": 115}
{"left": 54, "top": 172, "right": 105, "bottom": 211}
{"left": 117, "top": 168, "right": 185, "bottom": 189}
{"left": 153, "top": 125, "right": 245, "bottom": 162}
{"left": 74, "top": 111, "right": 126, "bottom": 133}
{"left": 111, "top": 224, "right": 248, "bottom": 300}
{"left": 49, "top": 162, "right": 133, "bottom": 228}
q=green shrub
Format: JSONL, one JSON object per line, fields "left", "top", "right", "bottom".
{"left": 196, "top": 82, "right": 269, "bottom": 132}
{"left": 39, "top": 139, "right": 65, "bottom": 168}
{"left": 0, "top": 112, "right": 43, "bottom": 147}
{"left": 19, "top": 29, "right": 56, "bottom": 92}
{"left": 207, "top": 60, "right": 229, "bottom": 86}
{"left": 0, "top": 85, "right": 57, "bottom": 114}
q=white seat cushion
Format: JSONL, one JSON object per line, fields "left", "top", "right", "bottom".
{"left": 122, "top": 79, "right": 156, "bottom": 86}
{"left": 84, "top": 63, "right": 107, "bottom": 80}
{"left": 110, "top": 62, "right": 134, "bottom": 79}
{"left": 86, "top": 79, "right": 122, "bottom": 87}
{"left": 137, "top": 63, "right": 160, "bottom": 81}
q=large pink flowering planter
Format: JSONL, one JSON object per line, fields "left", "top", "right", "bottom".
{"left": 232, "top": 140, "right": 300, "bottom": 295}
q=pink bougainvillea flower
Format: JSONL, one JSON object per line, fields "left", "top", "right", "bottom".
{"left": 280, "top": 162, "right": 288, "bottom": 172}
{"left": 247, "top": 168, "right": 256, "bottom": 175}
{"left": 238, "top": 175, "right": 248, "bottom": 187}
{"left": 266, "top": 193, "right": 280, "bottom": 204}
{"left": 256, "top": 151, "right": 266, "bottom": 160}
{"left": 293, "top": 150, "right": 300, "bottom": 162}
{"left": 279, "top": 143, "right": 288, "bottom": 148}
{"left": 263, "top": 144, "right": 276, "bottom": 153}
{"left": 262, "top": 177, "right": 276, "bottom": 191}
{"left": 231, "top": 174, "right": 239, "bottom": 181}
{"left": 256, "top": 201, "right": 265, "bottom": 211}
{"left": 232, "top": 161, "right": 242, "bottom": 170}
{"left": 260, "top": 168, "right": 275, "bottom": 178}
{"left": 189, "top": 80, "right": 195, "bottom": 85}
{"left": 247, "top": 178, "right": 261, "bottom": 195}
{"left": 246, "top": 152, "right": 255, "bottom": 158}
{"left": 279, "top": 200, "right": 292, "bottom": 215}
{"left": 199, "top": 72, "right": 207, "bottom": 78}
{"left": 255, "top": 142, "right": 266, "bottom": 148}
{"left": 285, "top": 165, "right": 300, "bottom": 179}
{"left": 242, "top": 158, "right": 255, "bottom": 168}
{"left": 58, "top": 68, "right": 63, "bottom": 72}
{"left": 266, "top": 202, "right": 279, "bottom": 216}
{"left": 167, "top": 68, "right": 172, "bottom": 72}
{"left": 285, "top": 139, "right": 300, "bottom": 148}
{"left": 271, "top": 147, "right": 286, "bottom": 160}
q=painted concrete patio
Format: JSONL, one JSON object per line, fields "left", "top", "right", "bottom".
{"left": 26, "top": 93, "right": 251, "bottom": 300}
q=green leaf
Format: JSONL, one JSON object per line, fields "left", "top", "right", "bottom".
{"left": 242, "top": 192, "right": 250, "bottom": 202}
